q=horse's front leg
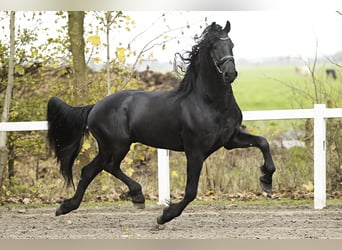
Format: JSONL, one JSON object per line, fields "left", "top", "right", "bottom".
{"left": 157, "top": 153, "right": 204, "bottom": 225}
{"left": 224, "top": 129, "right": 276, "bottom": 193}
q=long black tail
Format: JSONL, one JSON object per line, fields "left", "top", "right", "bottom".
{"left": 47, "top": 97, "right": 95, "bottom": 187}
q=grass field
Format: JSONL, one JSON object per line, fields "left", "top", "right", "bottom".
{"left": 233, "top": 64, "right": 341, "bottom": 111}
{"left": 231, "top": 64, "right": 342, "bottom": 132}
{"left": 233, "top": 65, "right": 294, "bottom": 111}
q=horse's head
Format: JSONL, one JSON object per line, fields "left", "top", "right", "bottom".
{"left": 207, "top": 21, "right": 238, "bottom": 84}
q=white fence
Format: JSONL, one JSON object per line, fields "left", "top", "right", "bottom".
{"left": 1, "top": 104, "right": 342, "bottom": 209}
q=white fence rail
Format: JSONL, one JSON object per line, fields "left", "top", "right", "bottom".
{"left": 0, "top": 121, "right": 47, "bottom": 132}
{"left": 1, "top": 104, "right": 342, "bottom": 209}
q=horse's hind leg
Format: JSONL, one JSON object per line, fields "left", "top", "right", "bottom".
{"left": 56, "top": 153, "right": 107, "bottom": 216}
{"left": 103, "top": 144, "right": 145, "bottom": 209}
{"left": 224, "top": 129, "right": 276, "bottom": 193}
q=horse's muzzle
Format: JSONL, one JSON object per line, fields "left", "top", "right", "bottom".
{"left": 223, "top": 69, "right": 238, "bottom": 84}
{"left": 221, "top": 60, "right": 238, "bottom": 84}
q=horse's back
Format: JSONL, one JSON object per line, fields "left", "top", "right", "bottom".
{"left": 129, "top": 91, "right": 185, "bottom": 150}
{"left": 87, "top": 90, "right": 184, "bottom": 151}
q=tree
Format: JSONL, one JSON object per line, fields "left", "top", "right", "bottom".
{"left": 92, "top": 11, "right": 124, "bottom": 95}
{"left": 89, "top": 11, "right": 132, "bottom": 95}
{"left": 104, "top": 11, "right": 121, "bottom": 95}
{"left": 0, "top": 11, "right": 15, "bottom": 191}
{"left": 68, "top": 11, "right": 87, "bottom": 105}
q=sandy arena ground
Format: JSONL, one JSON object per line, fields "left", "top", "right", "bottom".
{"left": 1, "top": 203, "right": 342, "bottom": 239}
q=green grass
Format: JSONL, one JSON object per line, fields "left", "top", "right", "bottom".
{"left": 231, "top": 64, "right": 342, "bottom": 132}
{"left": 2, "top": 198, "right": 341, "bottom": 210}
{"left": 233, "top": 65, "right": 341, "bottom": 111}
{"left": 73, "top": 198, "right": 342, "bottom": 207}
{"left": 233, "top": 66, "right": 295, "bottom": 111}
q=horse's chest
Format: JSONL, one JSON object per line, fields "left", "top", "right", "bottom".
{"left": 181, "top": 98, "right": 242, "bottom": 148}
{"left": 193, "top": 109, "right": 241, "bottom": 143}
{"left": 210, "top": 104, "right": 241, "bottom": 127}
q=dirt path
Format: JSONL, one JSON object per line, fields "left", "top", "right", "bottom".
{"left": 1, "top": 203, "right": 342, "bottom": 239}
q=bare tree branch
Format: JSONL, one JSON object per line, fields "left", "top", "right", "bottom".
{"left": 128, "top": 13, "right": 166, "bottom": 46}
{"left": 325, "top": 56, "right": 342, "bottom": 68}
{"left": 118, "top": 14, "right": 204, "bottom": 90}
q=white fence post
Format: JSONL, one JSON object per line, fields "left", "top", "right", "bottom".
{"left": 157, "top": 149, "right": 170, "bottom": 205}
{"left": 313, "top": 104, "right": 326, "bottom": 209}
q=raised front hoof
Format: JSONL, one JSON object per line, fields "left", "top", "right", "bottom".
{"left": 259, "top": 176, "right": 272, "bottom": 194}
{"left": 133, "top": 202, "right": 145, "bottom": 209}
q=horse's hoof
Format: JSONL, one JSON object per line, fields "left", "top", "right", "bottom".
{"left": 151, "top": 222, "right": 166, "bottom": 231}
{"left": 156, "top": 215, "right": 165, "bottom": 225}
{"left": 259, "top": 177, "right": 272, "bottom": 194}
{"left": 55, "top": 206, "right": 64, "bottom": 216}
{"left": 133, "top": 202, "right": 145, "bottom": 209}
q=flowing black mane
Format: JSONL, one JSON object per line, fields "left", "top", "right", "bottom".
{"left": 175, "top": 22, "right": 227, "bottom": 95}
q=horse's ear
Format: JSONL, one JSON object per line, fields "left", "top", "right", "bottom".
{"left": 223, "top": 21, "right": 231, "bottom": 33}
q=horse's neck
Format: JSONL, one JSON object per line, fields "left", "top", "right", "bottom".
{"left": 194, "top": 68, "right": 233, "bottom": 106}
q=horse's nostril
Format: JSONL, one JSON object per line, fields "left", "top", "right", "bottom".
{"left": 224, "top": 71, "right": 234, "bottom": 78}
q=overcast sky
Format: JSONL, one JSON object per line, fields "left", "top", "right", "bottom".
{"left": 1, "top": 11, "right": 341, "bottom": 66}
{"left": 120, "top": 11, "right": 342, "bottom": 63}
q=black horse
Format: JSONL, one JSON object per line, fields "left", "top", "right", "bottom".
{"left": 326, "top": 68, "right": 337, "bottom": 80}
{"left": 47, "top": 21, "right": 275, "bottom": 225}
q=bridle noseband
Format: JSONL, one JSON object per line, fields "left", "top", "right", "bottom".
{"left": 211, "top": 36, "right": 235, "bottom": 74}
{"left": 212, "top": 54, "right": 235, "bottom": 74}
